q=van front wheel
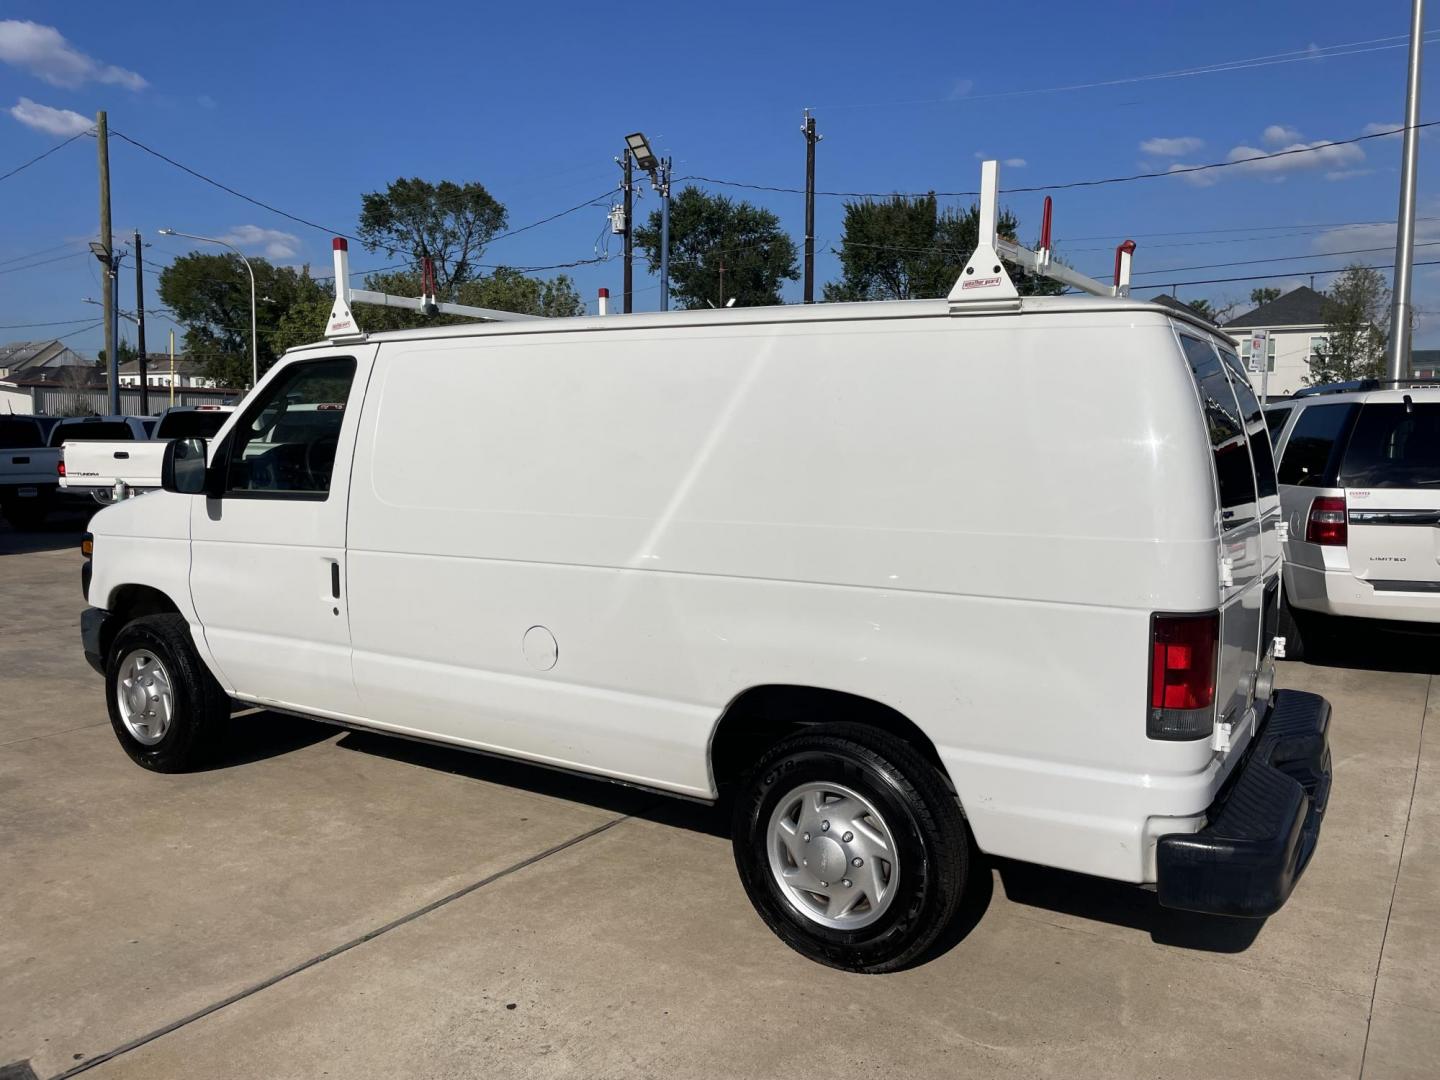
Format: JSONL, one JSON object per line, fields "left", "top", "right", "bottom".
{"left": 731, "top": 723, "right": 969, "bottom": 973}
{"left": 106, "top": 614, "right": 229, "bottom": 772}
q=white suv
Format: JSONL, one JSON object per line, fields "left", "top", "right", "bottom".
{"left": 1266, "top": 381, "right": 1440, "bottom": 658}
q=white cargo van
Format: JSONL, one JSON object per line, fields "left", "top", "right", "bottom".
{"left": 77, "top": 165, "right": 1331, "bottom": 971}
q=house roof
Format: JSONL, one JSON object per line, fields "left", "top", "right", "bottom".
{"left": 1411, "top": 349, "right": 1440, "bottom": 372}
{"left": 0, "top": 339, "right": 87, "bottom": 373}
{"left": 118, "top": 355, "right": 203, "bottom": 374}
{"left": 1149, "top": 294, "right": 1215, "bottom": 323}
{"left": 1225, "top": 286, "right": 1327, "bottom": 329}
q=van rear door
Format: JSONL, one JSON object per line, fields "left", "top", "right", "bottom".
{"left": 1340, "top": 399, "right": 1440, "bottom": 588}
{"left": 1179, "top": 334, "right": 1267, "bottom": 748}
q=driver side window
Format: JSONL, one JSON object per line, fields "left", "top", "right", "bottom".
{"left": 224, "top": 357, "right": 356, "bottom": 498}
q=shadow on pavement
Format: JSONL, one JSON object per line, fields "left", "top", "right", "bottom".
{"left": 1298, "top": 619, "right": 1440, "bottom": 675}
{"left": 205, "top": 709, "right": 338, "bottom": 769}
{"left": 994, "top": 859, "right": 1263, "bottom": 952}
{"left": 0, "top": 514, "right": 90, "bottom": 556}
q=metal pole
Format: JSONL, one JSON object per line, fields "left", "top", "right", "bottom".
{"left": 623, "top": 148, "right": 634, "bottom": 314}
{"left": 658, "top": 157, "right": 671, "bottom": 312}
{"left": 108, "top": 265, "right": 120, "bottom": 414}
{"left": 1389, "top": 0, "right": 1425, "bottom": 380}
{"left": 96, "top": 110, "right": 118, "bottom": 414}
{"left": 133, "top": 229, "right": 149, "bottom": 415}
{"left": 169, "top": 329, "right": 175, "bottom": 407}
{"left": 244, "top": 256, "right": 257, "bottom": 387}
{"left": 802, "top": 110, "right": 820, "bottom": 303}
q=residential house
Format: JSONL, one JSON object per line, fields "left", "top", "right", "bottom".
{"left": 117, "top": 355, "right": 218, "bottom": 389}
{"left": 0, "top": 339, "right": 89, "bottom": 380}
{"left": 1409, "top": 349, "right": 1440, "bottom": 379}
{"left": 1222, "top": 287, "right": 1329, "bottom": 397}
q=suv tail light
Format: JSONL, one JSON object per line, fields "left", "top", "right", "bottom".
{"left": 1148, "top": 612, "right": 1219, "bottom": 740}
{"left": 1305, "top": 495, "right": 1347, "bottom": 546}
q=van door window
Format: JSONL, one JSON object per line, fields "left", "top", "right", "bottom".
{"left": 1180, "top": 336, "right": 1256, "bottom": 528}
{"left": 1276, "top": 403, "right": 1358, "bottom": 487}
{"left": 1218, "top": 351, "right": 1278, "bottom": 500}
{"left": 1339, "top": 403, "right": 1440, "bottom": 488}
{"left": 223, "top": 357, "right": 356, "bottom": 498}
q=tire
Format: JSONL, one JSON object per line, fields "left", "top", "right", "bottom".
{"left": 731, "top": 723, "right": 969, "bottom": 973}
{"left": 105, "top": 613, "right": 230, "bottom": 772}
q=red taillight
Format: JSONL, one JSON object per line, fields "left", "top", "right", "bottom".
{"left": 1148, "top": 612, "right": 1219, "bottom": 740}
{"left": 1306, "top": 495, "right": 1347, "bottom": 546}
{"left": 57, "top": 458, "right": 65, "bottom": 477}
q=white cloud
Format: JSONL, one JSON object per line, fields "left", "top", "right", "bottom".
{"left": 218, "top": 225, "right": 301, "bottom": 260}
{"left": 1312, "top": 211, "right": 1440, "bottom": 256}
{"left": 1003, "top": 157, "right": 1026, "bottom": 168}
{"left": 1325, "top": 168, "right": 1374, "bottom": 181}
{"left": 0, "top": 20, "right": 146, "bottom": 90}
{"left": 1262, "top": 124, "right": 1303, "bottom": 147}
{"left": 1226, "top": 137, "right": 1365, "bottom": 176}
{"left": 9, "top": 96, "right": 90, "bottom": 136}
{"left": 972, "top": 150, "right": 1025, "bottom": 167}
{"left": 1140, "top": 136, "right": 1202, "bottom": 156}
{"left": 1364, "top": 121, "right": 1403, "bottom": 139}
{"left": 948, "top": 78, "right": 974, "bottom": 100}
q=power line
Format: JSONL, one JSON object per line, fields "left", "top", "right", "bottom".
{"left": 0, "top": 250, "right": 91, "bottom": 276}
{"left": 682, "top": 121, "right": 1440, "bottom": 199}
{"left": 0, "top": 128, "right": 92, "bottom": 184}
{"left": 1129, "top": 259, "right": 1440, "bottom": 291}
{"left": 1131, "top": 240, "right": 1440, "bottom": 278}
{"left": 0, "top": 317, "right": 104, "bottom": 329}
{"left": 0, "top": 240, "right": 88, "bottom": 268}
{"left": 816, "top": 32, "right": 1440, "bottom": 111}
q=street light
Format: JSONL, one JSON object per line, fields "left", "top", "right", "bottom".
{"left": 625, "top": 132, "right": 672, "bottom": 312}
{"left": 159, "top": 228, "right": 258, "bottom": 388}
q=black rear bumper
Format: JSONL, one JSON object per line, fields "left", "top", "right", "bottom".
{"left": 1156, "top": 689, "right": 1332, "bottom": 918}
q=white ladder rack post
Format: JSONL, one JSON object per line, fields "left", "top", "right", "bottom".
{"left": 947, "top": 161, "right": 1137, "bottom": 313}
{"left": 324, "top": 238, "right": 546, "bottom": 341}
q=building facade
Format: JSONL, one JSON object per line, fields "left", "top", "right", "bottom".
{"left": 1223, "top": 287, "right": 1329, "bottom": 399}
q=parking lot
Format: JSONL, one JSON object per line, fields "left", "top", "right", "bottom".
{"left": 0, "top": 520, "right": 1434, "bottom": 1080}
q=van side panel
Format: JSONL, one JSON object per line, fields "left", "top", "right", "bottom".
{"left": 345, "top": 313, "right": 1221, "bottom": 880}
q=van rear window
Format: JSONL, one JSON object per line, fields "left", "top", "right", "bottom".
{"left": 1180, "top": 336, "right": 1256, "bottom": 526}
{"left": 1340, "top": 403, "right": 1440, "bottom": 488}
{"left": 1218, "top": 352, "right": 1278, "bottom": 500}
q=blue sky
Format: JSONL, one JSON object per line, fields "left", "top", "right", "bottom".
{"left": 2, "top": 1, "right": 1439, "bottom": 357}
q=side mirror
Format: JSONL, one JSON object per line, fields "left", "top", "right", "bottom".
{"left": 161, "top": 437, "right": 209, "bottom": 495}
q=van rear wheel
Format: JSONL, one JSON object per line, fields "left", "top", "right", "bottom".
{"left": 731, "top": 723, "right": 969, "bottom": 973}
{"left": 106, "top": 613, "right": 229, "bottom": 772}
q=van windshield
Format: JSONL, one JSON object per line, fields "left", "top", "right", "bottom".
{"left": 1340, "top": 403, "right": 1440, "bottom": 488}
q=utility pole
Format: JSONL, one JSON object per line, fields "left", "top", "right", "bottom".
{"left": 96, "top": 110, "right": 119, "bottom": 414}
{"left": 133, "top": 229, "right": 149, "bottom": 415}
{"left": 1389, "top": 0, "right": 1425, "bottom": 380}
{"left": 802, "top": 110, "right": 821, "bottom": 303}
{"left": 622, "top": 147, "right": 634, "bottom": 314}
{"left": 657, "top": 156, "right": 672, "bottom": 312}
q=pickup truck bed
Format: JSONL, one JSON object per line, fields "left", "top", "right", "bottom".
{"left": 59, "top": 406, "right": 234, "bottom": 502}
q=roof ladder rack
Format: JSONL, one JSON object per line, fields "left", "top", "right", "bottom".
{"left": 947, "top": 161, "right": 1137, "bottom": 313}
{"left": 324, "top": 238, "right": 545, "bottom": 340}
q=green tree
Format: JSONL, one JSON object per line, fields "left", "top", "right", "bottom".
{"left": 1250, "top": 286, "right": 1282, "bottom": 307}
{"left": 158, "top": 254, "right": 329, "bottom": 388}
{"left": 822, "top": 195, "right": 1064, "bottom": 302}
{"left": 635, "top": 186, "right": 799, "bottom": 308}
{"left": 358, "top": 178, "right": 507, "bottom": 291}
{"left": 1307, "top": 265, "right": 1390, "bottom": 385}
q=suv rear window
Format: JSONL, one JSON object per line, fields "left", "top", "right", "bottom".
{"left": 1277, "top": 403, "right": 1357, "bottom": 487}
{"left": 1340, "top": 402, "right": 1440, "bottom": 488}
{"left": 1264, "top": 407, "right": 1291, "bottom": 439}
{"left": 1181, "top": 336, "right": 1256, "bottom": 526}
{"left": 0, "top": 418, "right": 42, "bottom": 449}
{"left": 155, "top": 410, "right": 230, "bottom": 439}
{"left": 50, "top": 421, "right": 135, "bottom": 445}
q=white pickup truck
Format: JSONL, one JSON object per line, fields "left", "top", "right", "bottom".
{"left": 2, "top": 415, "right": 151, "bottom": 529}
{"left": 60, "top": 406, "right": 234, "bottom": 503}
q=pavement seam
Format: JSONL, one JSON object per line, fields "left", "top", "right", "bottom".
{"left": 0, "top": 721, "right": 109, "bottom": 750}
{"left": 46, "top": 811, "right": 638, "bottom": 1080}
{"left": 1357, "top": 673, "right": 1431, "bottom": 1080}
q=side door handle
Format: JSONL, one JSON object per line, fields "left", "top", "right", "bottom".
{"left": 330, "top": 560, "right": 341, "bottom": 599}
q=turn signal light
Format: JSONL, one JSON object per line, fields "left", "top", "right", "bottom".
{"left": 80, "top": 533, "right": 93, "bottom": 558}
{"left": 1305, "top": 496, "right": 1347, "bottom": 546}
{"left": 1148, "top": 612, "right": 1219, "bottom": 740}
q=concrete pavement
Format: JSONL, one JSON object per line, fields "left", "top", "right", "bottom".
{"left": 1, "top": 523, "right": 1434, "bottom": 1079}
